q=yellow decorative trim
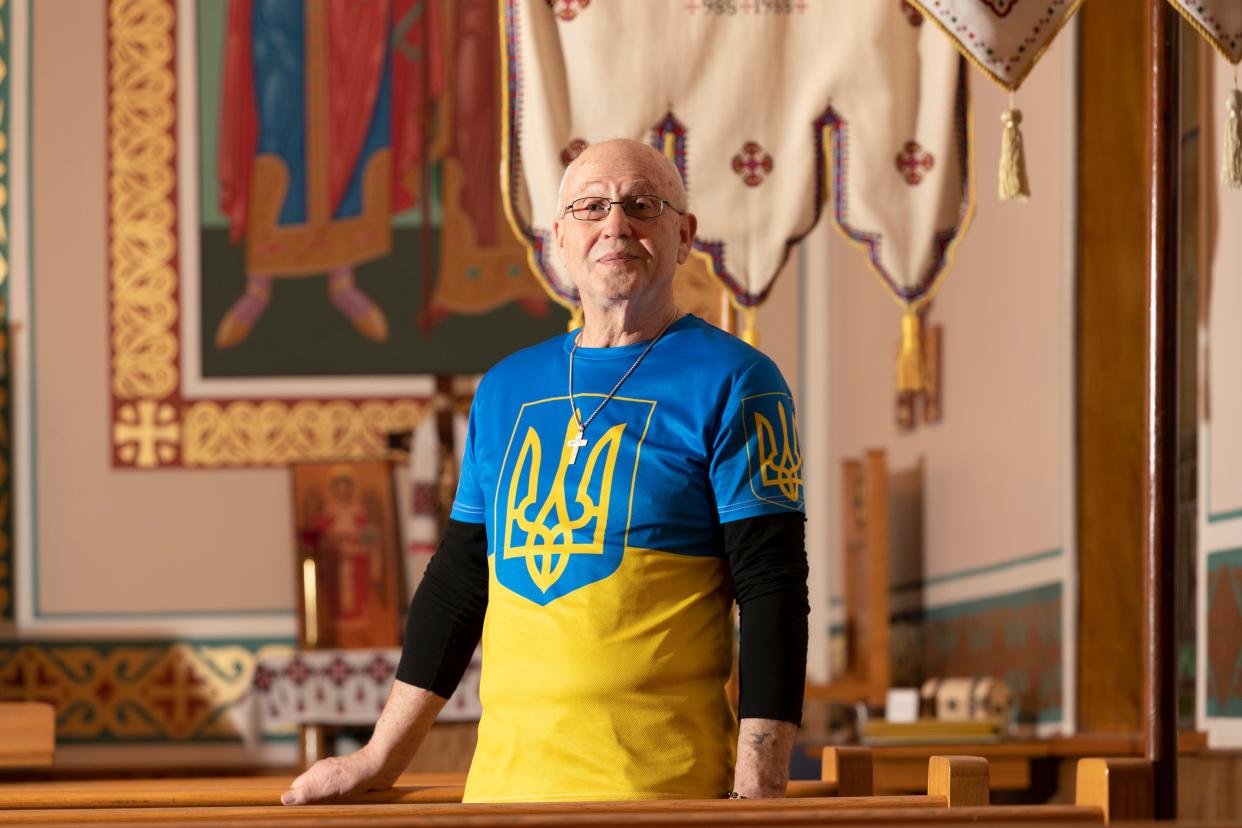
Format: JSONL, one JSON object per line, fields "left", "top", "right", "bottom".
{"left": 107, "top": 0, "right": 179, "bottom": 401}
{"left": 181, "top": 399, "right": 428, "bottom": 467}
{"left": 107, "top": 0, "right": 432, "bottom": 468}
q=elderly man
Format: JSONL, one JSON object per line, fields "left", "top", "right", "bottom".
{"left": 283, "top": 139, "right": 808, "bottom": 804}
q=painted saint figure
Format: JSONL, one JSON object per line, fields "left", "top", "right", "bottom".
{"left": 216, "top": 0, "right": 438, "bottom": 347}
{"left": 314, "top": 473, "right": 382, "bottom": 624}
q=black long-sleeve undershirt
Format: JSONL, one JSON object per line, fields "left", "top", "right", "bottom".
{"left": 395, "top": 514, "right": 809, "bottom": 724}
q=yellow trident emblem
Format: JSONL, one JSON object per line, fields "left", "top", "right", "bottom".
{"left": 503, "top": 414, "right": 627, "bottom": 592}
{"left": 754, "top": 400, "right": 803, "bottom": 502}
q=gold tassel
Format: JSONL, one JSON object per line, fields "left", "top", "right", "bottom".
{"left": 895, "top": 308, "right": 926, "bottom": 394}
{"left": 998, "top": 105, "right": 1030, "bottom": 201}
{"left": 1222, "top": 88, "right": 1242, "bottom": 188}
{"left": 568, "top": 306, "right": 583, "bottom": 331}
{"left": 740, "top": 307, "right": 759, "bottom": 347}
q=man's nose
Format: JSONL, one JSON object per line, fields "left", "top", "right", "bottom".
{"left": 600, "top": 204, "right": 634, "bottom": 237}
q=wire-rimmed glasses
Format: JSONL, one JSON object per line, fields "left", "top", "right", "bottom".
{"left": 563, "top": 195, "right": 686, "bottom": 221}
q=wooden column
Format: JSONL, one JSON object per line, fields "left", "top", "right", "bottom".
{"left": 1076, "top": 0, "right": 1146, "bottom": 733}
{"left": 1144, "top": 0, "right": 1179, "bottom": 820}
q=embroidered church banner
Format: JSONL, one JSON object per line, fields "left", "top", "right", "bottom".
{"left": 1170, "top": 0, "right": 1242, "bottom": 63}
{"left": 503, "top": 1, "right": 970, "bottom": 322}
{"left": 908, "top": 0, "right": 1083, "bottom": 91}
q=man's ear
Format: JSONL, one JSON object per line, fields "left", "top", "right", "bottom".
{"left": 553, "top": 217, "right": 565, "bottom": 260}
{"left": 677, "top": 213, "right": 698, "bottom": 264}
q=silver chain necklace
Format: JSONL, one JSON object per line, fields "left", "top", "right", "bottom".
{"left": 566, "top": 308, "right": 679, "bottom": 464}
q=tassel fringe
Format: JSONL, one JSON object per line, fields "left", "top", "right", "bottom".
{"left": 999, "top": 108, "right": 1030, "bottom": 201}
{"left": 896, "top": 309, "right": 927, "bottom": 394}
{"left": 1223, "top": 88, "right": 1242, "bottom": 188}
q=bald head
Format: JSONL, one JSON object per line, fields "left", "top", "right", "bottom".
{"left": 557, "top": 139, "right": 688, "bottom": 215}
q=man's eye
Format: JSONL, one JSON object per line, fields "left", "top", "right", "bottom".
{"left": 629, "top": 197, "right": 659, "bottom": 211}
{"left": 579, "top": 199, "right": 608, "bottom": 213}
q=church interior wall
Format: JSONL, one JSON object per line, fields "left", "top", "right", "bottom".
{"left": 803, "top": 28, "right": 1076, "bottom": 730}
{"left": 1198, "top": 50, "right": 1242, "bottom": 746}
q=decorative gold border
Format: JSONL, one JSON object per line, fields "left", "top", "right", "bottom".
{"left": 106, "top": 0, "right": 429, "bottom": 469}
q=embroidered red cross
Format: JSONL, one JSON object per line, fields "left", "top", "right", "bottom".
{"left": 732, "top": 141, "right": 774, "bottom": 187}
{"left": 895, "top": 140, "right": 935, "bottom": 185}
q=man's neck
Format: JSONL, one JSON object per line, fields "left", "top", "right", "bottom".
{"left": 577, "top": 301, "right": 680, "bottom": 348}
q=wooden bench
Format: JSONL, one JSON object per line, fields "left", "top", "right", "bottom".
{"left": 0, "top": 774, "right": 836, "bottom": 810}
{"left": 0, "top": 753, "right": 1154, "bottom": 825}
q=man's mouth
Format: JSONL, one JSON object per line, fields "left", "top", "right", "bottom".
{"left": 598, "top": 252, "right": 638, "bottom": 264}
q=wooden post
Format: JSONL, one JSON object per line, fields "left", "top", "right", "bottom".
{"left": 1076, "top": 758, "right": 1155, "bottom": 824}
{"left": 822, "top": 746, "right": 874, "bottom": 796}
{"left": 927, "top": 755, "right": 989, "bottom": 807}
{"left": 1144, "top": 0, "right": 1179, "bottom": 819}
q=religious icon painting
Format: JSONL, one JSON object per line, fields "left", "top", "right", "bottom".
{"left": 291, "top": 461, "right": 404, "bottom": 649}
{"left": 195, "top": 0, "right": 563, "bottom": 380}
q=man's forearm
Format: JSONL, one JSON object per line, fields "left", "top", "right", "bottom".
{"left": 282, "top": 679, "right": 446, "bottom": 805}
{"left": 733, "top": 717, "right": 798, "bottom": 798}
{"left": 363, "top": 679, "right": 447, "bottom": 780}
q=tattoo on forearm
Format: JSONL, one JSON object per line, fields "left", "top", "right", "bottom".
{"left": 750, "top": 731, "right": 772, "bottom": 746}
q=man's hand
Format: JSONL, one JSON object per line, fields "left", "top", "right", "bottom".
{"left": 281, "top": 681, "right": 447, "bottom": 806}
{"left": 281, "top": 743, "right": 398, "bottom": 805}
{"left": 732, "top": 718, "right": 798, "bottom": 798}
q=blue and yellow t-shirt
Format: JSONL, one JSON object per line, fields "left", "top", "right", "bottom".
{"left": 451, "top": 314, "right": 804, "bottom": 803}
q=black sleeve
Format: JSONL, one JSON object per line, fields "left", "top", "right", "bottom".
{"left": 395, "top": 518, "right": 489, "bottom": 698}
{"left": 723, "top": 512, "right": 809, "bottom": 725}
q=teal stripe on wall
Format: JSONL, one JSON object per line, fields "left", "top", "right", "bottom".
{"left": 828, "top": 582, "right": 1063, "bottom": 725}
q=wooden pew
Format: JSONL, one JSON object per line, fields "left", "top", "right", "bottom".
{"left": 0, "top": 799, "right": 1108, "bottom": 827}
{"left": 0, "top": 753, "right": 1158, "bottom": 824}
{"left": 0, "top": 702, "right": 54, "bottom": 768}
{"left": 0, "top": 754, "right": 1121, "bottom": 826}
{"left": 0, "top": 774, "right": 834, "bottom": 810}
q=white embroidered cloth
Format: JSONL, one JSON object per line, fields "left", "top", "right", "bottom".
{"left": 504, "top": 0, "right": 970, "bottom": 311}
{"left": 229, "top": 648, "right": 481, "bottom": 747}
{"left": 909, "top": 0, "right": 1083, "bottom": 89}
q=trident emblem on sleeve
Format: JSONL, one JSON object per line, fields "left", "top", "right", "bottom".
{"left": 754, "top": 401, "right": 802, "bottom": 503}
{"left": 503, "top": 415, "right": 626, "bottom": 592}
